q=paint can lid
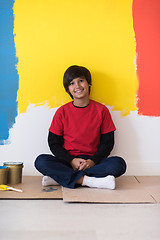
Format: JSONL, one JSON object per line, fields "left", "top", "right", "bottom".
{"left": 0, "top": 166, "right": 8, "bottom": 170}
{"left": 3, "top": 162, "right": 23, "bottom": 167}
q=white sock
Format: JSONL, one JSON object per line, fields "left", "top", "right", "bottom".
{"left": 82, "top": 175, "right": 115, "bottom": 190}
{"left": 42, "top": 176, "right": 59, "bottom": 186}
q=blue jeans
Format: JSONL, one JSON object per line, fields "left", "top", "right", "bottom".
{"left": 35, "top": 154, "right": 127, "bottom": 189}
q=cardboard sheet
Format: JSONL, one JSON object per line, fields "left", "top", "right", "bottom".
{"left": 0, "top": 176, "right": 63, "bottom": 199}
{"left": 136, "top": 176, "right": 160, "bottom": 203}
{"left": 1, "top": 176, "right": 159, "bottom": 203}
{"left": 62, "top": 176, "right": 156, "bottom": 203}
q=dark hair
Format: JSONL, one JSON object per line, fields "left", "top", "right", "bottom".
{"left": 63, "top": 65, "right": 92, "bottom": 98}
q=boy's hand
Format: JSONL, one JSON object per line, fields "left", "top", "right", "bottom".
{"left": 82, "top": 159, "right": 95, "bottom": 170}
{"left": 70, "top": 158, "right": 86, "bottom": 171}
{"left": 71, "top": 158, "right": 95, "bottom": 171}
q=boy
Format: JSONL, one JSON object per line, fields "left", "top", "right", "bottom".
{"left": 35, "top": 65, "right": 126, "bottom": 189}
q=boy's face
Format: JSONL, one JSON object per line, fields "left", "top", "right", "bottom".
{"left": 68, "top": 77, "right": 90, "bottom": 100}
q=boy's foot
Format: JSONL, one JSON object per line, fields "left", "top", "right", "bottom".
{"left": 82, "top": 175, "right": 115, "bottom": 190}
{"left": 42, "top": 176, "right": 59, "bottom": 186}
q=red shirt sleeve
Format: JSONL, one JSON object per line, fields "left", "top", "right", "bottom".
{"left": 49, "top": 107, "right": 64, "bottom": 136}
{"left": 100, "top": 106, "right": 116, "bottom": 134}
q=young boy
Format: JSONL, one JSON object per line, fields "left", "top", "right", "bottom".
{"left": 35, "top": 65, "right": 126, "bottom": 189}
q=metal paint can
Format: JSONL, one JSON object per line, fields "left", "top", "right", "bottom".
{"left": 0, "top": 166, "right": 8, "bottom": 184}
{"left": 3, "top": 162, "right": 23, "bottom": 184}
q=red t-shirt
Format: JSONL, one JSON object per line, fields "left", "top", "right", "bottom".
{"left": 49, "top": 100, "right": 116, "bottom": 157}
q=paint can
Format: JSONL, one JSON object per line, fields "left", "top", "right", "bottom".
{"left": 0, "top": 166, "right": 8, "bottom": 184}
{"left": 3, "top": 162, "right": 23, "bottom": 184}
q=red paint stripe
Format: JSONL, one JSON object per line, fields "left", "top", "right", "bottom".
{"left": 132, "top": 0, "right": 160, "bottom": 116}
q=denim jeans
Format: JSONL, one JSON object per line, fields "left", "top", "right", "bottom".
{"left": 35, "top": 154, "right": 127, "bottom": 189}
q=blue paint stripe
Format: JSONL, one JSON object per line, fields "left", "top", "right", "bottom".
{"left": 0, "top": 0, "right": 19, "bottom": 144}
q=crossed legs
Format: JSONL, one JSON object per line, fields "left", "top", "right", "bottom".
{"left": 35, "top": 154, "right": 127, "bottom": 189}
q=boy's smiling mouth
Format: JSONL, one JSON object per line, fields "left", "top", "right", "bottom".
{"left": 75, "top": 89, "right": 84, "bottom": 93}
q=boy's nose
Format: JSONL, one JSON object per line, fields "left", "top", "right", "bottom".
{"left": 75, "top": 81, "right": 80, "bottom": 88}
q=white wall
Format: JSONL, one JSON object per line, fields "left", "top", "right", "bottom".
{"left": 0, "top": 104, "right": 160, "bottom": 176}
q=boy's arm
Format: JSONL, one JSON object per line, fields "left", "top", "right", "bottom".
{"left": 48, "top": 131, "right": 74, "bottom": 163}
{"left": 89, "top": 131, "right": 115, "bottom": 164}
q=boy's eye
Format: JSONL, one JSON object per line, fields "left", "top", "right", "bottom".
{"left": 80, "top": 79, "right": 84, "bottom": 82}
{"left": 70, "top": 82, "right": 74, "bottom": 85}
